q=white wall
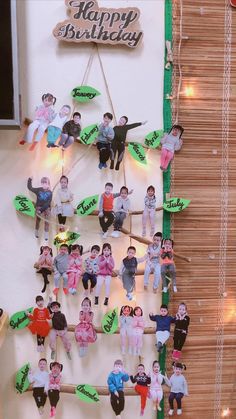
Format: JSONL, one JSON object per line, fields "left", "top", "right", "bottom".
{"left": 0, "top": 1, "right": 165, "bottom": 418}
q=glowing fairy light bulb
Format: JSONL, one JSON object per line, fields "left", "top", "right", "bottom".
{"left": 59, "top": 159, "right": 65, "bottom": 168}
{"left": 184, "top": 86, "right": 194, "bottom": 97}
{"left": 222, "top": 408, "right": 230, "bottom": 417}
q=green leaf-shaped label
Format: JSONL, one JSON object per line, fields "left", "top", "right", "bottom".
{"left": 163, "top": 197, "right": 190, "bottom": 213}
{"left": 10, "top": 307, "right": 33, "bottom": 330}
{"left": 75, "top": 384, "right": 99, "bottom": 403}
{"left": 101, "top": 307, "right": 118, "bottom": 335}
{"left": 80, "top": 124, "right": 99, "bottom": 145}
{"left": 128, "top": 142, "right": 147, "bottom": 164}
{"left": 15, "top": 363, "right": 30, "bottom": 394}
{"left": 76, "top": 195, "right": 99, "bottom": 216}
{"left": 71, "top": 85, "right": 101, "bottom": 103}
{"left": 145, "top": 130, "right": 163, "bottom": 148}
{"left": 13, "top": 195, "right": 35, "bottom": 218}
{"left": 53, "top": 231, "right": 80, "bottom": 248}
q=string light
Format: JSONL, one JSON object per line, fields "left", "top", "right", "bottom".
{"left": 222, "top": 408, "right": 230, "bottom": 417}
{"left": 184, "top": 86, "right": 194, "bottom": 97}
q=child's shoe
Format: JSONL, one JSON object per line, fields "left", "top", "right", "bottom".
{"left": 98, "top": 163, "right": 103, "bottom": 169}
{"left": 90, "top": 287, "right": 94, "bottom": 294}
{"left": 29, "top": 142, "right": 38, "bottom": 151}
{"left": 104, "top": 297, "right": 109, "bottom": 306}
{"left": 71, "top": 288, "right": 77, "bottom": 295}
{"left": 153, "top": 288, "right": 158, "bottom": 294}
{"left": 63, "top": 288, "right": 68, "bottom": 295}
{"left": 19, "top": 139, "right": 26, "bottom": 145}
{"left": 69, "top": 287, "right": 74, "bottom": 294}
{"left": 111, "top": 230, "right": 120, "bottom": 238}
{"left": 127, "top": 293, "right": 133, "bottom": 301}
{"left": 140, "top": 408, "right": 144, "bottom": 416}
{"left": 38, "top": 406, "right": 44, "bottom": 415}
{"left": 173, "top": 285, "right": 178, "bottom": 293}
{"left": 66, "top": 351, "right": 72, "bottom": 360}
{"left": 176, "top": 350, "right": 181, "bottom": 360}
{"left": 95, "top": 296, "right": 99, "bottom": 305}
{"left": 163, "top": 287, "right": 168, "bottom": 293}
{"left": 102, "top": 231, "right": 108, "bottom": 238}
{"left": 144, "top": 285, "right": 148, "bottom": 291}
{"left": 168, "top": 409, "right": 174, "bottom": 416}
{"left": 44, "top": 231, "right": 49, "bottom": 241}
{"left": 53, "top": 288, "right": 59, "bottom": 295}
{"left": 50, "top": 406, "right": 56, "bottom": 417}
{"left": 51, "top": 350, "right": 56, "bottom": 360}
{"left": 115, "top": 162, "right": 120, "bottom": 171}
{"left": 157, "top": 405, "right": 162, "bottom": 411}
{"left": 35, "top": 229, "right": 39, "bottom": 239}
{"left": 110, "top": 160, "right": 114, "bottom": 170}
{"left": 177, "top": 409, "right": 182, "bottom": 415}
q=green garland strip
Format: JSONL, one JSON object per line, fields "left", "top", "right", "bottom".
{"left": 157, "top": 1, "right": 172, "bottom": 418}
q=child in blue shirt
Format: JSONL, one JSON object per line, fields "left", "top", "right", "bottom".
{"left": 107, "top": 359, "right": 129, "bottom": 418}
{"left": 149, "top": 304, "right": 175, "bottom": 353}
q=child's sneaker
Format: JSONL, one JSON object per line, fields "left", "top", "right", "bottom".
{"left": 51, "top": 350, "right": 56, "bottom": 360}
{"left": 29, "top": 142, "right": 37, "bottom": 151}
{"left": 104, "top": 297, "right": 109, "bottom": 306}
{"left": 173, "top": 285, "right": 178, "bottom": 293}
{"left": 140, "top": 408, "right": 144, "bottom": 416}
{"left": 53, "top": 288, "right": 59, "bottom": 295}
{"left": 19, "top": 139, "right": 26, "bottom": 145}
{"left": 44, "top": 231, "right": 49, "bottom": 241}
{"left": 157, "top": 405, "right": 162, "bottom": 411}
{"left": 38, "top": 406, "right": 44, "bottom": 415}
{"left": 71, "top": 288, "right": 77, "bottom": 295}
{"left": 127, "top": 293, "right": 133, "bottom": 301}
{"left": 177, "top": 409, "right": 182, "bottom": 415}
{"left": 144, "top": 285, "right": 148, "bottom": 291}
{"left": 153, "top": 288, "right": 157, "bottom": 294}
{"left": 102, "top": 231, "right": 108, "bottom": 238}
{"left": 163, "top": 287, "right": 168, "bottom": 293}
{"left": 168, "top": 409, "right": 174, "bottom": 416}
{"left": 111, "top": 230, "right": 120, "bottom": 238}
{"left": 98, "top": 163, "right": 103, "bottom": 169}
{"left": 66, "top": 351, "right": 72, "bottom": 360}
{"left": 63, "top": 288, "right": 68, "bottom": 295}
{"left": 95, "top": 296, "right": 99, "bottom": 305}
{"left": 50, "top": 406, "right": 56, "bottom": 417}
{"left": 69, "top": 287, "right": 74, "bottom": 294}
{"left": 35, "top": 229, "right": 39, "bottom": 239}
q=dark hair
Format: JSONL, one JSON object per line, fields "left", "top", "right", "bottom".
{"left": 42, "top": 93, "right": 56, "bottom": 105}
{"left": 69, "top": 244, "right": 83, "bottom": 255}
{"left": 161, "top": 238, "right": 174, "bottom": 247}
{"left": 40, "top": 246, "right": 53, "bottom": 256}
{"left": 73, "top": 112, "right": 81, "bottom": 118}
{"left": 103, "top": 112, "right": 113, "bottom": 120}
{"left": 91, "top": 245, "right": 100, "bottom": 253}
{"left": 127, "top": 246, "right": 136, "bottom": 252}
{"left": 105, "top": 182, "right": 113, "bottom": 188}
{"left": 160, "top": 304, "right": 168, "bottom": 310}
{"left": 59, "top": 244, "right": 69, "bottom": 250}
{"left": 50, "top": 301, "right": 60, "bottom": 309}
{"left": 38, "top": 358, "right": 47, "bottom": 364}
{"left": 133, "top": 306, "right": 143, "bottom": 316}
{"left": 62, "top": 105, "right": 71, "bottom": 111}
{"left": 169, "top": 124, "right": 184, "bottom": 138}
{"left": 120, "top": 186, "right": 128, "bottom": 194}
{"left": 121, "top": 115, "right": 128, "bottom": 124}
{"left": 60, "top": 175, "right": 68, "bottom": 183}
{"left": 178, "top": 302, "right": 187, "bottom": 310}
{"left": 101, "top": 243, "right": 112, "bottom": 255}
{"left": 50, "top": 362, "right": 63, "bottom": 371}
{"left": 138, "top": 363, "right": 145, "bottom": 368}
{"left": 172, "top": 361, "right": 186, "bottom": 370}
{"left": 120, "top": 305, "right": 133, "bottom": 316}
{"left": 114, "top": 359, "right": 123, "bottom": 366}
{"left": 147, "top": 185, "right": 155, "bottom": 193}
{"left": 154, "top": 232, "right": 162, "bottom": 239}
{"left": 152, "top": 360, "right": 159, "bottom": 368}
{"left": 81, "top": 297, "right": 91, "bottom": 307}
{"left": 36, "top": 295, "right": 44, "bottom": 303}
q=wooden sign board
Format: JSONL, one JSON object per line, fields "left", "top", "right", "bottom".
{"left": 53, "top": 0, "right": 143, "bottom": 48}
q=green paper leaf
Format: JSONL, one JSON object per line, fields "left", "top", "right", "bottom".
{"left": 53, "top": 231, "right": 80, "bottom": 248}
{"left": 145, "top": 130, "right": 163, "bottom": 148}
{"left": 128, "top": 142, "right": 147, "bottom": 164}
{"left": 76, "top": 195, "right": 99, "bottom": 217}
{"left": 10, "top": 307, "right": 33, "bottom": 330}
{"left": 101, "top": 307, "right": 118, "bottom": 335}
{"left": 71, "top": 85, "right": 101, "bottom": 103}
{"left": 80, "top": 124, "right": 99, "bottom": 145}
{"left": 75, "top": 384, "right": 100, "bottom": 403}
{"left": 13, "top": 195, "right": 35, "bottom": 217}
{"left": 163, "top": 197, "right": 191, "bottom": 213}
{"left": 15, "top": 363, "right": 30, "bottom": 394}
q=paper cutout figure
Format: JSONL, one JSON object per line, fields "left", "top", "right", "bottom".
{"left": 149, "top": 360, "right": 170, "bottom": 411}
{"left": 74, "top": 298, "right": 97, "bottom": 357}
{"left": 53, "top": 244, "right": 69, "bottom": 296}
{"left": 127, "top": 142, "right": 147, "bottom": 164}
{"left": 119, "top": 246, "right": 146, "bottom": 301}
{"left": 13, "top": 195, "right": 35, "bottom": 217}
{"left": 163, "top": 197, "right": 190, "bottom": 213}
{"left": 58, "top": 112, "right": 81, "bottom": 149}
{"left": 53, "top": 175, "right": 74, "bottom": 229}
{"left": 96, "top": 113, "right": 114, "bottom": 169}
{"left": 27, "top": 295, "right": 51, "bottom": 352}
{"left": 149, "top": 304, "right": 175, "bottom": 353}
{"left": 160, "top": 124, "right": 184, "bottom": 171}
{"left": 144, "top": 232, "right": 162, "bottom": 293}
{"left": 34, "top": 246, "right": 53, "bottom": 293}
{"left": 67, "top": 244, "right": 83, "bottom": 295}
{"left": 142, "top": 185, "right": 156, "bottom": 237}
{"left": 111, "top": 186, "right": 131, "bottom": 238}
{"left": 130, "top": 306, "right": 145, "bottom": 356}
{"left": 102, "top": 308, "right": 119, "bottom": 334}
{"left": 15, "top": 363, "right": 31, "bottom": 394}
{"left": 80, "top": 124, "right": 99, "bottom": 145}
{"left": 53, "top": 231, "right": 80, "bottom": 248}
{"left": 49, "top": 301, "right": 72, "bottom": 360}
{"left": 71, "top": 85, "right": 101, "bottom": 103}
{"left": 145, "top": 130, "right": 163, "bottom": 148}
{"left": 27, "top": 176, "right": 52, "bottom": 241}
{"left": 76, "top": 194, "right": 99, "bottom": 216}
{"left": 110, "top": 116, "right": 147, "bottom": 170}
{"left": 48, "top": 362, "right": 63, "bottom": 417}
{"left": 130, "top": 364, "right": 151, "bottom": 416}
{"left": 160, "top": 239, "right": 177, "bottom": 293}
{"left": 10, "top": 307, "right": 33, "bottom": 330}
{"left": 47, "top": 105, "right": 71, "bottom": 148}
{"left": 119, "top": 305, "right": 133, "bottom": 355}
{"left": 167, "top": 362, "right": 188, "bottom": 416}
{"left": 19, "top": 93, "right": 56, "bottom": 151}
{"left": 82, "top": 245, "right": 100, "bottom": 296}
{"left": 75, "top": 384, "right": 99, "bottom": 403}
{"left": 94, "top": 243, "right": 115, "bottom": 306}
{"left": 172, "top": 303, "right": 190, "bottom": 362}
{"left": 107, "top": 360, "right": 129, "bottom": 417}
{"left": 28, "top": 358, "right": 49, "bottom": 415}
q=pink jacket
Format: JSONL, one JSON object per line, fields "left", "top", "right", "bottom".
{"left": 132, "top": 315, "right": 145, "bottom": 331}
{"left": 67, "top": 254, "right": 83, "bottom": 274}
{"left": 97, "top": 255, "right": 115, "bottom": 276}
{"left": 48, "top": 373, "right": 61, "bottom": 391}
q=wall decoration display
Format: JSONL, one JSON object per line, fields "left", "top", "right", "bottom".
{"left": 71, "top": 85, "right": 101, "bottom": 102}
{"left": 163, "top": 197, "right": 190, "bottom": 213}
{"left": 145, "top": 130, "right": 163, "bottom": 149}
{"left": 53, "top": 231, "right": 80, "bottom": 247}
{"left": 76, "top": 194, "right": 99, "bottom": 216}
{"left": 10, "top": 308, "right": 33, "bottom": 330}
{"left": 53, "top": 0, "right": 143, "bottom": 48}
{"left": 75, "top": 384, "right": 100, "bottom": 403}
{"left": 127, "top": 142, "right": 147, "bottom": 164}
{"left": 101, "top": 307, "right": 118, "bottom": 334}
{"left": 13, "top": 195, "right": 35, "bottom": 217}
{"left": 15, "top": 363, "right": 31, "bottom": 394}
{"left": 80, "top": 124, "right": 99, "bottom": 145}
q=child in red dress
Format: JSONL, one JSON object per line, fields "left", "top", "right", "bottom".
{"left": 27, "top": 295, "right": 51, "bottom": 352}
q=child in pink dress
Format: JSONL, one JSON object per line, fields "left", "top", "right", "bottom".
{"left": 74, "top": 298, "right": 97, "bottom": 357}
{"left": 131, "top": 306, "right": 145, "bottom": 356}
{"left": 160, "top": 124, "right": 184, "bottom": 171}
{"left": 67, "top": 245, "right": 83, "bottom": 295}
{"left": 149, "top": 361, "right": 169, "bottom": 412}
{"left": 95, "top": 243, "right": 115, "bottom": 306}
{"left": 48, "top": 362, "right": 63, "bottom": 417}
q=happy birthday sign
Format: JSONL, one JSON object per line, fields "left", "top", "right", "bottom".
{"left": 53, "top": 0, "right": 143, "bottom": 48}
